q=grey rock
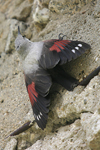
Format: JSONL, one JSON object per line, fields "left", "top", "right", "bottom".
{"left": 93, "top": 0, "right": 100, "bottom": 18}
{"left": 0, "top": 19, "right": 11, "bottom": 54}
{"left": 25, "top": 120, "right": 90, "bottom": 150}
{"left": 0, "top": 12, "right": 5, "bottom": 23}
{"left": 33, "top": 7, "right": 50, "bottom": 24}
{"left": 52, "top": 76, "right": 100, "bottom": 123}
{"left": 49, "top": 0, "right": 93, "bottom": 14}
{"left": 4, "top": 138, "right": 17, "bottom": 150}
{"left": 26, "top": 140, "right": 42, "bottom": 150}
{"left": 49, "top": 0, "right": 67, "bottom": 13}
{"left": 32, "top": 0, "right": 50, "bottom": 30}
{"left": 11, "top": 1, "right": 32, "bottom": 21}
{"left": 81, "top": 112, "right": 100, "bottom": 150}
{"left": 41, "top": 0, "right": 50, "bottom": 6}
{"left": 14, "top": 0, "right": 24, "bottom": 6}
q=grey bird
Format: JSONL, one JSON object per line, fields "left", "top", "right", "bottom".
{"left": 14, "top": 26, "right": 99, "bottom": 130}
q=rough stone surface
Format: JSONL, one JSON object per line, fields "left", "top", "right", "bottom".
{"left": 49, "top": 0, "right": 93, "bottom": 14}
{"left": 10, "top": 1, "right": 32, "bottom": 21}
{"left": 33, "top": 7, "right": 50, "bottom": 24}
{"left": 0, "top": 12, "right": 5, "bottom": 23}
{"left": 26, "top": 120, "right": 90, "bottom": 150}
{"left": 55, "top": 76, "right": 100, "bottom": 120}
{"left": 32, "top": 0, "right": 50, "bottom": 31}
{"left": 0, "top": 19, "right": 11, "bottom": 54}
{"left": 93, "top": 0, "right": 100, "bottom": 18}
{"left": 81, "top": 112, "right": 100, "bottom": 150}
{"left": 4, "top": 138, "right": 17, "bottom": 150}
{"left": 0, "top": 0, "right": 100, "bottom": 150}
{"left": 0, "top": 0, "right": 32, "bottom": 21}
{"left": 41, "top": 0, "right": 50, "bottom": 6}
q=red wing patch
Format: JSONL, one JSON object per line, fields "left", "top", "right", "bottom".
{"left": 50, "top": 40, "right": 71, "bottom": 52}
{"left": 27, "top": 82, "right": 38, "bottom": 106}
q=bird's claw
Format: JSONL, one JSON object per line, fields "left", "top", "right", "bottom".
{"left": 58, "top": 33, "right": 67, "bottom": 40}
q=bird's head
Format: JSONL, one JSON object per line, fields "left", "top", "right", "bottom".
{"left": 15, "top": 26, "right": 31, "bottom": 59}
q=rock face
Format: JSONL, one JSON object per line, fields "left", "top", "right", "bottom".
{"left": 4, "top": 138, "right": 17, "bottom": 150}
{"left": 0, "top": 0, "right": 100, "bottom": 150}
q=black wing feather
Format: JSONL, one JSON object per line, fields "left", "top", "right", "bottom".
{"left": 25, "top": 68, "right": 52, "bottom": 130}
{"left": 39, "top": 40, "right": 91, "bottom": 68}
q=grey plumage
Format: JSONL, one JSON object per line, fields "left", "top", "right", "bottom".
{"left": 15, "top": 26, "right": 92, "bottom": 130}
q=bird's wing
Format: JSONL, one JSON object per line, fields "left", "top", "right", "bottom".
{"left": 39, "top": 39, "right": 91, "bottom": 69}
{"left": 24, "top": 68, "right": 52, "bottom": 130}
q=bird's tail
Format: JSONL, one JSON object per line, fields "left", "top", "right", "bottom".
{"left": 48, "top": 66, "right": 79, "bottom": 91}
{"left": 79, "top": 66, "right": 100, "bottom": 86}
{"left": 48, "top": 65, "right": 100, "bottom": 91}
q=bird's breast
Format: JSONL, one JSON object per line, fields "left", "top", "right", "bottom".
{"left": 22, "top": 41, "right": 44, "bottom": 74}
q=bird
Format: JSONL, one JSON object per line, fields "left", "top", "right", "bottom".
{"left": 15, "top": 26, "right": 91, "bottom": 130}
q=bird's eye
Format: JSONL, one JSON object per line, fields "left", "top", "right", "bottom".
{"left": 17, "top": 45, "right": 19, "bottom": 49}
{"left": 23, "top": 35, "right": 26, "bottom": 38}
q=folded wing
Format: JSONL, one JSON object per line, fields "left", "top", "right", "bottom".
{"left": 39, "top": 39, "right": 91, "bottom": 69}
{"left": 25, "top": 68, "right": 52, "bottom": 129}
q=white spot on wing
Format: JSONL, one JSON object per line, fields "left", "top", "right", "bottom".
{"left": 36, "top": 112, "right": 43, "bottom": 121}
{"left": 72, "top": 49, "right": 75, "bottom": 53}
{"left": 78, "top": 44, "right": 82, "bottom": 47}
{"left": 40, "top": 112, "right": 43, "bottom": 116}
{"left": 37, "top": 116, "right": 39, "bottom": 120}
{"left": 38, "top": 115, "right": 41, "bottom": 119}
{"left": 75, "top": 47, "right": 79, "bottom": 50}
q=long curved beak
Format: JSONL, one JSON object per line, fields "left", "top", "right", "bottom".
{"left": 18, "top": 26, "right": 21, "bottom": 35}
